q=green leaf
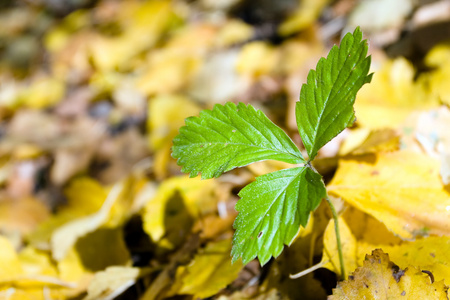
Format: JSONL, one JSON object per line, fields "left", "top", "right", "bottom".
{"left": 231, "top": 166, "right": 326, "bottom": 265}
{"left": 172, "top": 102, "right": 304, "bottom": 179}
{"left": 296, "top": 27, "right": 372, "bottom": 161}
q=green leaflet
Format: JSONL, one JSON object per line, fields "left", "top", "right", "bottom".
{"left": 296, "top": 27, "right": 372, "bottom": 161}
{"left": 172, "top": 28, "right": 373, "bottom": 266}
{"left": 231, "top": 167, "right": 326, "bottom": 266}
{"left": 172, "top": 102, "right": 304, "bottom": 179}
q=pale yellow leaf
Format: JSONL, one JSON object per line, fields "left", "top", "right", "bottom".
{"left": 84, "top": 266, "right": 147, "bottom": 300}
{"left": 348, "top": 0, "right": 413, "bottom": 32}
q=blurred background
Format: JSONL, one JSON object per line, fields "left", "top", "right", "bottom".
{"left": 0, "top": 0, "right": 449, "bottom": 299}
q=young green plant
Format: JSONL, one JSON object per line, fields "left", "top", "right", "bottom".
{"left": 171, "top": 27, "right": 372, "bottom": 278}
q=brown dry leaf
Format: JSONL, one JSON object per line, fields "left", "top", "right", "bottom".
{"left": 168, "top": 239, "right": 243, "bottom": 298}
{"left": 328, "top": 151, "right": 450, "bottom": 239}
{"left": 0, "top": 197, "right": 49, "bottom": 235}
{"left": 330, "top": 249, "right": 448, "bottom": 300}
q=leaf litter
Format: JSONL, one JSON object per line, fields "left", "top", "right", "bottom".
{"left": 0, "top": 0, "right": 449, "bottom": 299}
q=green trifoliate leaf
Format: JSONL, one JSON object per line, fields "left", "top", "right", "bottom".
{"left": 172, "top": 102, "right": 304, "bottom": 179}
{"left": 231, "top": 166, "right": 326, "bottom": 266}
{"left": 296, "top": 27, "right": 372, "bottom": 161}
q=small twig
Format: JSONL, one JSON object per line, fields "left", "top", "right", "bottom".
{"left": 290, "top": 259, "right": 330, "bottom": 279}
{"left": 326, "top": 197, "right": 346, "bottom": 281}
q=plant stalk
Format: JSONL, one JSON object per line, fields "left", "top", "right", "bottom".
{"left": 326, "top": 197, "right": 345, "bottom": 281}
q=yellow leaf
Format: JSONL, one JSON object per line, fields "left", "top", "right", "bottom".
{"left": 136, "top": 49, "right": 201, "bottom": 96}
{"left": 29, "top": 177, "right": 107, "bottom": 247}
{"left": 170, "top": 239, "right": 243, "bottom": 298}
{"left": 322, "top": 206, "right": 450, "bottom": 285}
{"left": 215, "top": 20, "right": 253, "bottom": 47}
{"left": 18, "top": 247, "right": 58, "bottom": 278}
{"left": 51, "top": 182, "right": 123, "bottom": 261}
{"left": 0, "top": 238, "right": 70, "bottom": 299}
{"left": 235, "top": 42, "right": 279, "bottom": 78}
{"left": 142, "top": 176, "right": 218, "bottom": 249}
{"left": 422, "top": 44, "right": 450, "bottom": 106}
{"left": 279, "top": 0, "right": 331, "bottom": 36}
{"left": 330, "top": 249, "right": 448, "bottom": 300}
{"left": 84, "top": 266, "right": 147, "bottom": 300}
{"left": 0, "top": 235, "right": 23, "bottom": 281}
{"left": 147, "top": 95, "right": 200, "bottom": 179}
{"left": 328, "top": 151, "right": 450, "bottom": 239}
{"left": 338, "top": 128, "right": 399, "bottom": 156}
{"left": 58, "top": 228, "right": 131, "bottom": 298}
{"left": 90, "top": 0, "right": 175, "bottom": 72}
{"left": 147, "top": 95, "right": 200, "bottom": 150}
{"left": 385, "top": 237, "right": 450, "bottom": 285}
{"left": 355, "top": 58, "right": 438, "bottom": 129}
{"left": 19, "top": 77, "right": 65, "bottom": 109}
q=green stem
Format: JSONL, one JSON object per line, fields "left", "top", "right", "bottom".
{"left": 326, "top": 197, "right": 345, "bottom": 281}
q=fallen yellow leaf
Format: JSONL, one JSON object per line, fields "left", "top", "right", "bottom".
{"left": 355, "top": 57, "right": 438, "bottom": 129}
{"left": 169, "top": 239, "right": 243, "bottom": 298}
{"left": 328, "top": 151, "right": 450, "bottom": 239}
{"left": 330, "top": 249, "right": 448, "bottom": 300}
{"left": 142, "top": 176, "right": 219, "bottom": 249}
